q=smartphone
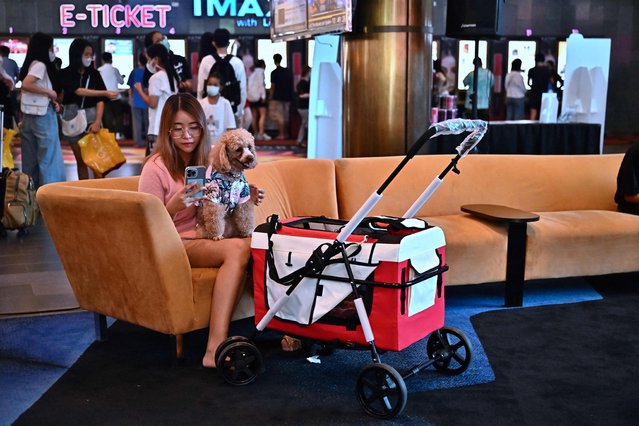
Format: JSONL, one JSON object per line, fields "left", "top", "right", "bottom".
{"left": 185, "top": 166, "right": 206, "bottom": 198}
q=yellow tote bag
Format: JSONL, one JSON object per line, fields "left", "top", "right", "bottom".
{"left": 78, "top": 129, "right": 126, "bottom": 178}
{"left": 3, "top": 128, "right": 16, "bottom": 169}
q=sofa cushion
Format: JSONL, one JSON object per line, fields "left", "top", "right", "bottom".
{"left": 335, "top": 155, "right": 623, "bottom": 219}
{"left": 525, "top": 210, "right": 639, "bottom": 279}
{"left": 246, "top": 159, "right": 339, "bottom": 224}
{"left": 424, "top": 214, "right": 509, "bottom": 285}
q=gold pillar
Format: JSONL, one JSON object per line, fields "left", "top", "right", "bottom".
{"left": 343, "top": 0, "right": 433, "bottom": 157}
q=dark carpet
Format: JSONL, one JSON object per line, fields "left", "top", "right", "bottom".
{"left": 14, "top": 274, "right": 639, "bottom": 425}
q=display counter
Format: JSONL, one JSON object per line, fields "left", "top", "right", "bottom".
{"left": 422, "top": 121, "right": 601, "bottom": 155}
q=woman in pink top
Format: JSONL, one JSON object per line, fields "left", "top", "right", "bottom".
{"left": 139, "top": 93, "right": 264, "bottom": 368}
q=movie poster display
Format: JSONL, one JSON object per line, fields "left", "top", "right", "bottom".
{"left": 0, "top": 37, "right": 28, "bottom": 68}
{"left": 103, "top": 38, "right": 134, "bottom": 89}
{"left": 271, "top": 0, "right": 352, "bottom": 42}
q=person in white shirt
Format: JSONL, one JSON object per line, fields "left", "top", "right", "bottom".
{"left": 504, "top": 59, "right": 526, "bottom": 120}
{"left": 198, "top": 72, "right": 236, "bottom": 145}
{"left": 18, "top": 32, "right": 65, "bottom": 188}
{"left": 196, "top": 29, "right": 246, "bottom": 127}
{"left": 134, "top": 44, "right": 179, "bottom": 155}
{"left": 98, "top": 52, "right": 125, "bottom": 138}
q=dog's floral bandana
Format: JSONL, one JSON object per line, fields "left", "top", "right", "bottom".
{"left": 203, "top": 166, "right": 250, "bottom": 212}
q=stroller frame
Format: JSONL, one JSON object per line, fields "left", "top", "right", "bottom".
{"left": 215, "top": 119, "right": 487, "bottom": 419}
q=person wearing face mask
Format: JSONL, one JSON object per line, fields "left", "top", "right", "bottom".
{"left": 18, "top": 32, "right": 66, "bottom": 189}
{"left": 134, "top": 43, "right": 179, "bottom": 156}
{"left": 142, "top": 31, "right": 192, "bottom": 93}
{"left": 197, "top": 72, "right": 236, "bottom": 145}
{"left": 59, "top": 37, "right": 118, "bottom": 180}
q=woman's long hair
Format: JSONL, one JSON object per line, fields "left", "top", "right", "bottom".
{"left": 19, "top": 32, "right": 59, "bottom": 91}
{"left": 147, "top": 43, "right": 179, "bottom": 93}
{"left": 68, "top": 38, "right": 93, "bottom": 72}
{"left": 152, "top": 93, "right": 210, "bottom": 181}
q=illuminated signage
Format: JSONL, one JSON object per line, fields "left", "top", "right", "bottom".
{"left": 193, "top": 0, "right": 270, "bottom": 18}
{"left": 59, "top": 4, "right": 172, "bottom": 29}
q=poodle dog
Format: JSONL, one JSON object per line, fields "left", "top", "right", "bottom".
{"left": 197, "top": 128, "right": 258, "bottom": 240}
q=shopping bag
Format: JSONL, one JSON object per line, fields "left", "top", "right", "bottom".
{"left": 78, "top": 128, "right": 126, "bottom": 178}
{"left": 3, "top": 128, "right": 16, "bottom": 169}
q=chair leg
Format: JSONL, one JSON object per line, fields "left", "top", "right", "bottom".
{"left": 168, "top": 334, "right": 185, "bottom": 367}
{"left": 94, "top": 313, "right": 108, "bottom": 342}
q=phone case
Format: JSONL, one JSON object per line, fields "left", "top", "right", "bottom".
{"left": 185, "top": 166, "right": 206, "bottom": 198}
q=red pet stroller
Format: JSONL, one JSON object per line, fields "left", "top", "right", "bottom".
{"left": 214, "top": 119, "right": 488, "bottom": 419}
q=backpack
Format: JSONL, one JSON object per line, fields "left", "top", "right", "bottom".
{"left": 1, "top": 168, "right": 38, "bottom": 230}
{"left": 210, "top": 52, "right": 242, "bottom": 114}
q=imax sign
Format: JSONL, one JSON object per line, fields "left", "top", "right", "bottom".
{"left": 193, "top": 0, "right": 270, "bottom": 18}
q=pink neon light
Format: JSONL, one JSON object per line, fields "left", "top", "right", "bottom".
{"left": 59, "top": 4, "right": 172, "bottom": 29}
{"left": 526, "top": 29, "right": 532, "bottom": 37}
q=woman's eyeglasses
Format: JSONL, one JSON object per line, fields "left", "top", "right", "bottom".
{"left": 169, "top": 125, "right": 202, "bottom": 139}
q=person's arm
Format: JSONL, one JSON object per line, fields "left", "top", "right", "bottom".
{"left": 86, "top": 100, "right": 105, "bottom": 133}
{"left": 139, "top": 160, "right": 200, "bottom": 218}
{"left": 21, "top": 75, "right": 57, "bottom": 101}
{"left": 76, "top": 87, "right": 118, "bottom": 99}
{"left": 624, "top": 194, "right": 639, "bottom": 204}
{"left": 134, "top": 82, "right": 159, "bottom": 108}
{"left": 225, "top": 100, "right": 236, "bottom": 130}
{"left": 235, "top": 60, "right": 247, "bottom": 114}
{"left": 115, "top": 68, "right": 124, "bottom": 85}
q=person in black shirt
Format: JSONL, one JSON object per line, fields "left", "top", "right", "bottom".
{"left": 527, "top": 53, "right": 551, "bottom": 120}
{"left": 615, "top": 142, "right": 639, "bottom": 215}
{"left": 142, "top": 31, "right": 192, "bottom": 93}
{"left": 59, "top": 38, "right": 118, "bottom": 180}
{"left": 269, "top": 53, "right": 294, "bottom": 140}
{"left": 295, "top": 65, "right": 311, "bottom": 146}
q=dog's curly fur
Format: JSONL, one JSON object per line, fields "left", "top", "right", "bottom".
{"left": 197, "top": 129, "right": 258, "bottom": 240}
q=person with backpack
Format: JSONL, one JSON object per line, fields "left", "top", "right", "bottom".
{"left": 133, "top": 44, "right": 179, "bottom": 155}
{"left": 198, "top": 71, "right": 236, "bottom": 144}
{"left": 196, "top": 29, "right": 246, "bottom": 128}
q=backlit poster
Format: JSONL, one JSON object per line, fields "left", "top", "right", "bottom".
{"left": 103, "top": 39, "right": 134, "bottom": 89}
{"left": 457, "top": 40, "right": 487, "bottom": 91}
{"left": 507, "top": 40, "right": 537, "bottom": 89}
{"left": 53, "top": 38, "right": 75, "bottom": 69}
{"left": 0, "top": 37, "right": 28, "bottom": 68}
{"left": 257, "top": 38, "right": 287, "bottom": 89}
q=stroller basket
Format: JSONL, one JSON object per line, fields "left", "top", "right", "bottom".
{"left": 251, "top": 215, "right": 448, "bottom": 351}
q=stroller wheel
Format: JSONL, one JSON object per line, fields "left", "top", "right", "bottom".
{"left": 217, "top": 341, "right": 264, "bottom": 386}
{"left": 426, "top": 326, "right": 473, "bottom": 375}
{"left": 215, "top": 335, "right": 250, "bottom": 364}
{"left": 356, "top": 363, "right": 407, "bottom": 419}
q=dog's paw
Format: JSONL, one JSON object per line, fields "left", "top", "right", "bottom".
{"left": 210, "top": 235, "right": 225, "bottom": 241}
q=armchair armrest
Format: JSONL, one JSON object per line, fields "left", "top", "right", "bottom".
{"left": 37, "top": 182, "right": 198, "bottom": 334}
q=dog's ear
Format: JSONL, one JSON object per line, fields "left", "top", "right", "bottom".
{"left": 211, "top": 140, "right": 232, "bottom": 173}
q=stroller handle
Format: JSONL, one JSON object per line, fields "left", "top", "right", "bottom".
{"left": 337, "top": 119, "right": 487, "bottom": 242}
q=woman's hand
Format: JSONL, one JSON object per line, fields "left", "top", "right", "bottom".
{"left": 88, "top": 121, "right": 101, "bottom": 133}
{"left": 166, "top": 182, "right": 205, "bottom": 217}
{"left": 249, "top": 184, "right": 265, "bottom": 206}
{"left": 47, "top": 89, "right": 58, "bottom": 102}
{"left": 105, "top": 90, "right": 119, "bottom": 100}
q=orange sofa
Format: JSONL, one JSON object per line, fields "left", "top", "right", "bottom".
{"left": 37, "top": 154, "right": 639, "bottom": 343}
